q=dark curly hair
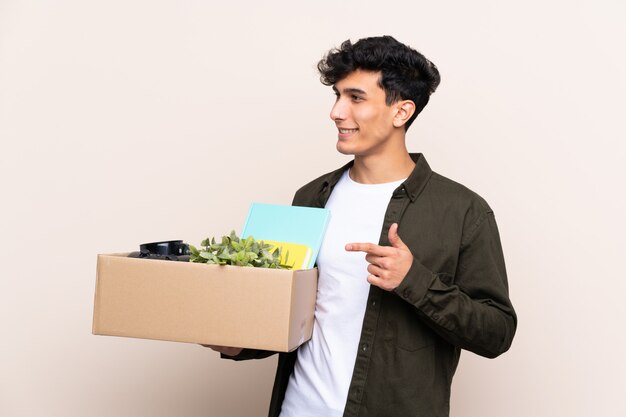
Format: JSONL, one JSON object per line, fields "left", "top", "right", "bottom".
{"left": 317, "top": 36, "right": 440, "bottom": 130}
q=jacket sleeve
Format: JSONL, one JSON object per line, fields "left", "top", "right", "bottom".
{"left": 393, "top": 210, "right": 517, "bottom": 358}
{"left": 220, "top": 348, "right": 277, "bottom": 361}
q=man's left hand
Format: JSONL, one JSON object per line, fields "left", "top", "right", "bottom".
{"left": 345, "top": 223, "right": 413, "bottom": 291}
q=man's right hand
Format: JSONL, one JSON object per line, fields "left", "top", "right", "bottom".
{"left": 201, "top": 345, "right": 243, "bottom": 357}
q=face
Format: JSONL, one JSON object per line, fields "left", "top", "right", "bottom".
{"left": 330, "top": 69, "right": 400, "bottom": 157}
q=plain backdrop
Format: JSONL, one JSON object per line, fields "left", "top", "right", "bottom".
{"left": 1, "top": 1, "right": 625, "bottom": 416}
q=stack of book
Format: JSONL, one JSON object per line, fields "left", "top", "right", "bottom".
{"left": 241, "top": 203, "right": 331, "bottom": 270}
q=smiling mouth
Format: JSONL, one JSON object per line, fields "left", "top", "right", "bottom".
{"left": 338, "top": 128, "right": 358, "bottom": 134}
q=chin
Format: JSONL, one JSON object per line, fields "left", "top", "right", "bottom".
{"left": 337, "top": 142, "right": 372, "bottom": 157}
{"left": 336, "top": 143, "right": 357, "bottom": 156}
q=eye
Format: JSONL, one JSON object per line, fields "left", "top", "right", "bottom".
{"left": 351, "top": 95, "right": 363, "bottom": 102}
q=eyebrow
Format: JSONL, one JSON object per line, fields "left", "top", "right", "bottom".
{"left": 332, "top": 86, "right": 367, "bottom": 96}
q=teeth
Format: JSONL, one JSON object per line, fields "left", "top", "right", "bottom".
{"left": 339, "top": 128, "right": 358, "bottom": 133}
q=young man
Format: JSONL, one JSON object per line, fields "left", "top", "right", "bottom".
{"left": 212, "top": 36, "right": 517, "bottom": 417}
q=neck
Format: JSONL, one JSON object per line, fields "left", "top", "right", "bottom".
{"left": 349, "top": 147, "right": 415, "bottom": 184}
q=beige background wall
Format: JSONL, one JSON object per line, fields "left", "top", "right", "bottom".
{"left": 1, "top": 1, "right": 625, "bottom": 416}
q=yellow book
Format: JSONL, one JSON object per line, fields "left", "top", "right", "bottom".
{"left": 263, "top": 240, "right": 312, "bottom": 270}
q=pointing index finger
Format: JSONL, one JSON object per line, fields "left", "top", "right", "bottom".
{"left": 345, "top": 242, "right": 393, "bottom": 256}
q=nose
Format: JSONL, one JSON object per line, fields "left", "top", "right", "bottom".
{"left": 330, "top": 99, "right": 346, "bottom": 122}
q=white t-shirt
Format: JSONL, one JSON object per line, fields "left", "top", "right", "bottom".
{"left": 279, "top": 169, "right": 406, "bottom": 417}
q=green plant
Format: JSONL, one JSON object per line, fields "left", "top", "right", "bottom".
{"left": 189, "top": 230, "right": 292, "bottom": 269}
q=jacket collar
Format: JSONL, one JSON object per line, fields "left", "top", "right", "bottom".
{"left": 403, "top": 153, "right": 433, "bottom": 201}
{"left": 317, "top": 153, "right": 433, "bottom": 206}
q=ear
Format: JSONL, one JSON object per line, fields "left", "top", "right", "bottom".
{"left": 392, "top": 100, "right": 416, "bottom": 128}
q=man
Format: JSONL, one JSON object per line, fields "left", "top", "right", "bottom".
{"left": 210, "top": 35, "right": 517, "bottom": 417}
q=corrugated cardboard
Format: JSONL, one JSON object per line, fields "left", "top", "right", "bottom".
{"left": 92, "top": 253, "right": 318, "bottom": 352}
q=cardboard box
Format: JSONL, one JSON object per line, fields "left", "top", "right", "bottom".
{"left": 92, "top": 253, "right": 318, "bottom": 352}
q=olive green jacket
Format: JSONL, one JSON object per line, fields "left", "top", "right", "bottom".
{"left": 225, "top": 153, "right": 517, "bottom": 417}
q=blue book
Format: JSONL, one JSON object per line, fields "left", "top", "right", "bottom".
{"left": 241, "top": 203, "right": 331, "bottom": 269}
